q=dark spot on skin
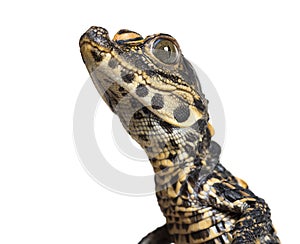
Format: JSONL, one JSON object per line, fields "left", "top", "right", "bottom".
{"left": 135, "top": 84, "right": 149, "bottom": 97}
{"left": 169, "top": 139, "right": 179, "bottom": 150}
{"left": 91, "top": 50, "right": 102, "bottom": 62}
{"left": 194, "top": 156, "right": 202, "bottom": 167}
{"left": 182, "top": 198, "right": 192, "bottom": 208}
{"left": 121, "top": 71, "right": 134, "bottom": 83}
{"left": 118, "top": 87, "right": 125, "bottom": 92}
{"left": 185, "top": 235, "right": 190, "bottom": 243}
{"left": 210, "top": 172, "right": 224, "bottom": 182}
{"left": 215, "top": 221, "right": 226, "bottom": 233}
{"left": 138, "top": 134, "right": 149, "bottom": 141}
{"left": 142, "top": 106, "right": 150, "bottom": 114}
{"left": 149, "top": 157, "right": 157, "bottom": 163}
{"left": 182, "top": 223, "right": 190, "bottom": 231}
{"left": 188, "top": 170, "right": 201, "bottom": 189}
{"left": 108, "top": 57, "right": 118, "bottom": 69}
{"left": 147, "top": 120, "right": 154, "bottom": 128}
{"left": 168, "top": 223, "right": 174, "bottom": 230}
{"left": 130, "top": 98, "right": 139, "bottom": 109}
{"left": 197, "top": 142, "right": 204, "bottom": 153}
{"left": 145, "top": 69, "right": 156, "bottom": 77}
{"left": 159, "top": 120, "right": 173, "bottom": 134}
{"left": 191, "top": 229, "right": 210, "bottom": 240}
{"left": 194, "top": 98, "right": 206, "bottom": 111}
{"left": 179, "top": 182, "right": 188, "bottom": 197}
{"left": 151, "top": 93, "right": 164, "bottom": 110}
{"left": 173, "top": 105, "right": 190, "bottom": 123}
{"left": 133, "top": 112, "right": 143, "bottom": 120}
{"left": 168, "top": 152, "right": 177, "bottom": 161}
{"left": 223, "top": 188, "right": 243, "bottom": 202}
{"left": 159, "top": 165, "right": 166, "bottom": 171}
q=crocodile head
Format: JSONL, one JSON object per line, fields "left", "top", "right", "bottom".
{"left": 80, "top": 26, "right": 214, "bottom": 173}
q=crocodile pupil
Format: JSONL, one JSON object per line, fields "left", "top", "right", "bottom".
{"left": 151, "top": 38, "right": 178, "bottom": 64}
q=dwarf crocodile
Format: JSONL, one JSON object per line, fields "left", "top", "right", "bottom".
{"left": 79, "top": 26, "right": 280, "bottom": 244}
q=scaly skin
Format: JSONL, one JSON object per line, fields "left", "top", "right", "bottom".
{"left": 79, "top": 26, "right": 280, "bottom": 244}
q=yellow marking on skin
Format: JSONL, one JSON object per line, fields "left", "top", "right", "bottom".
{"left": 112, "top": 32, "right": 143, "bottom": 43}
{"left": 208, "top": 123, "right": 215, "bottom": 136}
{"left": 235, "top": 176, "right": 248, "bottom": 189}
{"left": 201, "top": 210, "right": 214, "bottom": 220}
{"left": 161, "top": 159, "right": 173, "bottom": 167}
{"left": 177, "top": 197, "right": 183, "bottom": 205}
{"left": 236, "top": 197, "right": 256, "bottom": 203}
{"left": 80, "top": 39, "right": 111, "bottom": 53}
{"left": 187, "top": 183, "right": 194, "bottom": 194}
{"left": 156, "top": 152, "right": 168, "bottom": 160}
{"left": 201, "top": 159, "right": 207, "bottom": 166}
{"left": 175, "top": 182, "right": 182, "bottom": 193}
{"left": 197, "top": 206, "right": 213, "bottom": 214}
{"left": 203, "top": 183, "right": 210, "bottom": 192}
{"left": 188, "top": 105, "right": 203, "bottom": 122}
{"left": 198, "top": 190, "right": 208, "bottom": 199}
{"left": 178, "top": 171, "right": 188, "bottom": 182}
{"left": 236, "top": 216, "right": 246, "bottom": 223}
{"left": 189, "top": 219, "right": 211, "bottom": 232}
{"left": 175, "top": 206, "right": 198, "bottom": 213}
{"left": 190, "top": 225, "right": 229, "bottom": 242}
{"left": 223, "top": 182, "right": 236, "bottom": 189}
{"left": 240, "top": 190, "right": 250, "bottom": 197}
{"left": 207, "top": 178, "right": 222, "bottom": 186}
{"left": 167, "top": 186, "right": 178, "bottom": 198}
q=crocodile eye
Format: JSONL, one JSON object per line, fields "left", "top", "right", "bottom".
{"left": 151, "top": 38, "right": 179, "bottom": 64}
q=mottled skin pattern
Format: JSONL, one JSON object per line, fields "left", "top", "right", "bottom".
{"left": 79, "top": 26, "right": 280, "bottom": 244}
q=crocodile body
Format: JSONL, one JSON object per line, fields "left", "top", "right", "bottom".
{"left": 79, "top": 26, "right": 280, "bottom": 244}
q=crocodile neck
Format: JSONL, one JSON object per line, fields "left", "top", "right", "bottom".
{"left": 123, "top": 109, "right": 213, "bottom": 194}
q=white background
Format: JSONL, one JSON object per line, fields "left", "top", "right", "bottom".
{"left": 0, "top": 0, "right": 299, "bottom": 243}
